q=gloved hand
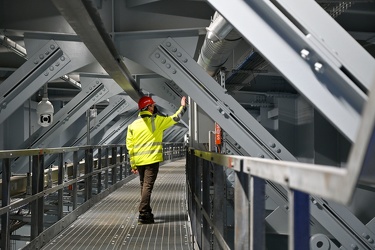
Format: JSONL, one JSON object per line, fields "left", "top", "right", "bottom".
{"left": 131, "top": 166, "right": 138, "bottom": 174}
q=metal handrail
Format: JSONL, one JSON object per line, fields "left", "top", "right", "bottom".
{"left": 186, "top": 142, "right": 371, "bottom": 250}
{"left": 0, "top": 142, "right": 185, "bottom": 250}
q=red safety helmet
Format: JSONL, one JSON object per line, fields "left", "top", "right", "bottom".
{"left": 138, "top": 96, "right": 155, "bottom": 110}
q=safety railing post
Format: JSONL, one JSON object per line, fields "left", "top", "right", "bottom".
{"left": 250, "top": 176, "right": 266, "bottom": 250}
{"left": 234, "top": 160, "right": 250, "bottom": 250}
{"left": 84, "top": 149, "right": 93, "bottom": 200}
{"left": 104, "top": 147, "right": 109, "bottom": 189}
{"left": 111, "top": 146, "right": 117, "bottom": 184}
{"left": 202, "top": 159, "right": 212, "bottom": 249}
{"left": 119, "top": 146, "right": 124, "bottom": 180}
{"left": 212, "top": 164, "right": 227, "bottom": 249}
{"left": 289, "top": 190, "right": 310, "bottom": 250}
{"left": 124, "top": 146, "right": 129, "bottom": 177}
{"left": 1, "top": 158, "right": 11, "bottom": 250}
{"left": 97, "top": 148, "right": 102, "bottom": 193}
{"left": 72, "top": 151, "right": 78, "bottom": 210}
{"left": 189, "top": 150, "right": 198, "bottom": 248}
{"left": 57, "top": 153, "right": 64, "bottom": 220}
{"left": 195, "top": 157, "right": 203, "bottom": 248}
{"left": 31, "top": 153, "right": 44, "bottom": 240}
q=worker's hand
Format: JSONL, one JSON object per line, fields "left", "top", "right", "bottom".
{"left": 131, "top": 168, "right": 138, "bottom": 174}
{"left": 181, "top": 96, "right": 187, "bottom": 107}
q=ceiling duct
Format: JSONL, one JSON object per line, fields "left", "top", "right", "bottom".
{"left": 197, "top": 12, "right": 242, "bottom": 76}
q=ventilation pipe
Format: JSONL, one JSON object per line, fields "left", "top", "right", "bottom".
{"left": 197, "top": 12, "right": 243, "bottom": 76}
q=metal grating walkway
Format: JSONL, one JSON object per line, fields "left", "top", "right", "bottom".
{"left": 42, "top": 160, "right": 193, "bottom": 250}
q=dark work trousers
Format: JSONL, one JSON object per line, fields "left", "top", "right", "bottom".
{"left": 137, "top": 162, "right": 160, "bottom": 214}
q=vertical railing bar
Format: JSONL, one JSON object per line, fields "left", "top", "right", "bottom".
{"left": 191, "top": 150, "right": 198, "bottom": 248}
{"left": 119, "top": 146, "right": 123, "bottom": 181}
{"left": 289, "top": 189, "right": 310, "bottom": 250}
{"left": 196, "top": 157, "right": 203, "bottom": 248}
{"left": 234, "top": 159, "right": 250, "bottom": 250}
{"left": 202, "top": 159, "right": 211, "bottom": 249}
{"left": 38, "top": 153, "right": 45, "bottom": 235}
{"left": 212, "top": 164, "right": 226, "bottom": 249}
{"left": 111, "top": 146, "right": 117, "bottom": 184}
{"left": 105, "top": 147, "right": 109, "bottom": 189}
{"left": 1, "top": 158, "right": 11, "bottom": 250}
{"left": 186, "top": 149, "right": 194, "bottom": 246}
{"left": 57, "top": 153, "right": 64, "bottom": 220}
{"left": 88, "top": 147, "right": 93, "bottom": 198}
{"left": 84, "top": 149, "right": 89, "bottom": 201}
{"left": 97, "top": 148, "right": 102, "bottom": 194}
{"left": 31, "top": 154, "right": 39, "bottom": 240}
{"left": 250, "top": 176, "right": 266, "bottom": 250}
{"left": 72, "top": 151, "right": 78, "bottom": 210}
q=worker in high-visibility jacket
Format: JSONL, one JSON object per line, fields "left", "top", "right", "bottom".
{"left": 126, "top": 95, "right": 187, "bottom": 224}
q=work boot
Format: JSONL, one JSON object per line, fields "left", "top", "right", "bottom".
{"left": 138, "top": 212, "right": 154, "bottom": 224}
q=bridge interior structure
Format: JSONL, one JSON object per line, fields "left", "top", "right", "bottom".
{"left": 1, "top": 0, "right": 375, "bottom": 249}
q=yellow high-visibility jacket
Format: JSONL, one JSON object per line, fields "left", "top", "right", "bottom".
{"left": 126, "top": 106, "right": 186, "bottom": 169}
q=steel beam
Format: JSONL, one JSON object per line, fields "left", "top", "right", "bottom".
{"left": 151, "top": 37, "right": 375, "bottom": 250}
{"left": 13, "top": 79, "right": 109, "bottom": 173}
{"left": 151, "top": 37, "right": 296, "bottom": 161}
{"left": 96, "top": 112, "right": 138, "bottom": 145}
{"left": 51, "top": 0, "right": 142, "bottom": 102}
{"left": 0, "top": 40, "right": 70, "bottom": 124}
{"left": 206, "top": 0, "right": 375, "bottom": 143}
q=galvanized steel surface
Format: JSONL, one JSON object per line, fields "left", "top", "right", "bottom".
{"left": 42, "top": 160, "right": 192, "bottom": 250}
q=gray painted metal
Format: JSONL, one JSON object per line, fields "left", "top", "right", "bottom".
{"left": 13, "top": 79, "right": 109, "bottom": 173}
{"left": 151, "top": 37, "right": 296, "bottom": 161}
{"left": 149, "top": 32, "right": 375, "bottom": 250}
{"left": 0, "top": 40, "right": 70, "bottom": 124}
{"left": 51, "top": 0, "right": 142, "bottom": 102}
{"left": 139, "top": 77, "right": 189, "bottom": 124}
{"left": 43, "top": 95, "right": 133, "bottom": 168}
{"left": 234, "top": 170, "right": 250, "bottom": 249}
{"left": 206, "top": 0, "right": 375, "bottom": 143}
{"left": 95, "top": 112, "right": 137, "bottom": 146}
{"left": 72, "top": 96, "right": 133, "bottom": 147}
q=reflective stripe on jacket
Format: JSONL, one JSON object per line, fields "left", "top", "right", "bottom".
{"left": 126, "top": 106, "right": 186, "bottom": 168}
